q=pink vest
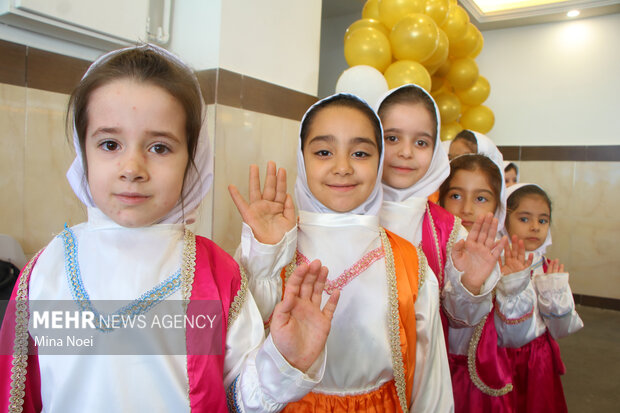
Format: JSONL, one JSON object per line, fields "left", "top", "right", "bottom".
{"left": 0, "top": 235, "right": 240, "bottom": 413}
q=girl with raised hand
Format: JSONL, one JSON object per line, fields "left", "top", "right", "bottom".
{"left": 0, "top": 44, "right": 338, "bottom": 413}
{"left": 497, "top": 183, "right": 583, "bottom": 412}
{"left": 230, "top": 93, "right": 453, "bottom": 411}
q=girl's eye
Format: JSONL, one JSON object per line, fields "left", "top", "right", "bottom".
{"left": 315, "top": 150, "right": 331, "bottom": 157}
{"left": 416, "top": 139, "right": 428, "bottom": 147}
{"left": 519, "top": 217, "right": 529, "bottom": 223}
{"left": 384, "top": 135, "right": 398, "bottom": 143}
{"left": 150, "top": 143, "right": 171, "bottom": 155}
{"left": 476, "top": 196, "right": 488, "bottom": 203}
{"left": 352, "top": 151, "right": 370, "bottom": 158}
{"left": 539, "top": 218, "right": 549, "bottom": 225}
{"left": 100, "top": 140, "right": 119, "bottom": 151}
{"left": 449, "top": 193, "right": 461, "bottom": 200}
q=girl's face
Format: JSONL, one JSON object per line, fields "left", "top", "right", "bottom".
{"left": 303, "top": 105, "right": 379, "bottom": 212}
{"left": 505, "top": 168, "right": 518, "bottom": 187}
{"left": 85, "top": 79, "right": 189, "bottom": 227}
{"left": 381, "top": 103, "right": 435, "bottom": 189}
{"left": 448, "top": 139, "right": 475, "bottom": 160}
{"left": 442, "top": 168, "right": 498, "bottom": 230}
{"left": 506, "top": 194, "right": 550, "bottom": 251}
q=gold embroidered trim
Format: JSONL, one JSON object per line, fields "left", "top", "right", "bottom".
{"left": 380, "top": 228, "right": 409, "bottom": 413}
{"left": 8, "top": 249, "right": 43, "bottom": 413}
{"left": 495, "top": 304, "right": 535, "bottom": 325}
{"left": 446, "top": 216, "right": 462, "bottom": 261}
{"left": 415, "top": 246, "right": 427, "bottom": 291}
{"left": 227, "top": 265, "right": 249, "bottom": 330}
{"left": 181, "top": 228, "right": 197, "bottom": 303}
{"left": 425, "top": 203, "right": 444, "bottom": 287}
{"left": 467, "top": 314, "right": 513, "bottom": 397}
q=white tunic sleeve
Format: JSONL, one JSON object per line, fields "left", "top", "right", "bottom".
{"left": 233, "top": 223, "right": 297, "bottom": 321}
{"left": 533, "top": 272, "right": 584, "bottom": 339}
{"left": 224, "top": 291, "right": 324, "bottom": 412}
{"left": 494, "top": 269, "right": 539, "bottom": 348}
{"left": 410, "top": 263, "right": 454, "bottom": 413}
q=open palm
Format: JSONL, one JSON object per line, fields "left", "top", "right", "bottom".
{"left": 269, "top": 260, "right": 340, "bottom": 372}
{"left": 452, "top": 213, "right": 508, "bottom": 295}
{"left": 499, "top": 235, "right": 534, "bottom": 275}
{"left": 229, "top": 161, "right": 296, "bottom": 245}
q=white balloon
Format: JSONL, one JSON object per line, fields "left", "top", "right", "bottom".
{"left": 335, "top": 65, "right": 389, "bottom": 107}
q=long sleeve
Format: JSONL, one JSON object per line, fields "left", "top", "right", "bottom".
{"left": 224, "top": 291, "right": 324, "bottom": 412}
{"left": 494, "top": 268, "right": 540, "bottom": 348}
{"left": 233, "top": 223, "right": 297, "bottom": 322}
{"left": 533, "top": 271, "right": 583, "bottom": 339}
{"left": 410, "top": 265, "right": 454, "bottom": 413}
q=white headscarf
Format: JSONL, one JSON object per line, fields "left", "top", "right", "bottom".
{"left": 375, "top": 84, "right": 450, "bottom": 202}
{"left": 294, "top": 93, "right": 385, "bottom": 216}
{"left": 66, "top": 44, "right": 213, "bottom": 224}
{"left": 501, "top": 182, "right": 553, "bottom": 254}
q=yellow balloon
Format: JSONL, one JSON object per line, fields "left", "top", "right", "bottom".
{"left": 469, "top": 34, "right": 484, "bottom": 58}
{"left": 425, "top": 0, "right": 450, "bottom": 26}
{"left": 447, "top": 57, "right": 478, "bottom": 90}
{"left": 435, "top": 92, "right": 461, "bottom": 124}
{"left": 422, "top": 28, "right": 448, "bottom": 68}
{"left": 434, "top": 59, "right": 451, "bottom": 77}
{"left": 431, "top": 78, "right": 453, "bottom": 97}
{"left": 455, "top": 75, "right": 490, "bottom": 106}
{"left": 378, "top": 0, "right": 425, "bottom": 29}
{"left": 390, "top": 13, "right": 439, "bottom": 62}
{"left": 384, "top": 60, "right": 431, "bottom": 92}
{"left": 362, "top": 0, "right": 381, "bottom": 20}
{"left": 344, "top": 27, "right": 392, "bottom": 72}
{"left": 345, "top": 18, "right": 390, "bottom": 41}
{"left": 440, "top": 121, "right": 463, "bottom": 141}
{"left": 431, "top": 75, "right": 445, "bottom": 93}
{"left": 460, "top": 105, "right": 495, "bottom": 134}
{"left": 460, "top": 103, "right": 470, "bottom": 115}
{"left": 449, "top": 23, "right": 479, "bottom": 59}
{"left": 440, "top": 4, "right": 469, "bottom": 43}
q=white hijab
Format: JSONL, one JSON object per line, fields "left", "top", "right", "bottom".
{"left": 66, "top": 44, "right": 213, "bottom": 225}
{"left": 294, "top": 93, "right": 385, "bottom": 216}
{"left": 375, "top": 84, "right": 450, "bottom": 202}
{"left": 501, "top": 182, "right": 553, "bottom": 254}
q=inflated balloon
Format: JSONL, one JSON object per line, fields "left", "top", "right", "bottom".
{"left": 390, "top": 13, "right": 439, "bottom": 62}
{"left": 449, "top": 23, "right": 479, "bottom": 58}
{"left": 434, "top": 92, "right": 461, "bottom": 124}
{"left": 335, "top": 65, "right": 389, "bottom": 106}
{"left": 440, "top": 121, "right": 463, "bottom": 141}
{"left": 455, "top": 75, "right": 490, "bottom": 106}
{"left": 431, "top": 78, "right": 453, "bottom": 97}
{"left": 422, "top": 28, "right": 448, "bottom": 68}
{"left": 344, "top": 27, "right": 392, "bottom": 72}
{"left": 435, "top": 58, "right": 451, "bottom": 77}
{"left": 460, "top": 105, "right": 495, "bottom": 134}
{"left": 378, "top": 0, "right": 425, "bottom": 29}
{"left": 362, "top": 0, "right": 381, "bottom": 20}
{"left": 447, "top": 57, "right": 478, "bottom": 90}
{"left": 345, "top": 18, "right": 390, "bottom": 40}
{"left": 431, "top": 75, "right": 445, "bottom": 93}
{"left": 384, "top": 60, "right": 431, "bottom": 92}
{"left": 440, "top": 3, "right": 469, "bottom": 43}
{"left": 469, "top": 34, "right": 484, "bottom": 58}
{"left": 425, "top": 0, "right": 450, "bottom": 26}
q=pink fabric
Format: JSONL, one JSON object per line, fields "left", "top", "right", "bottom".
{"left": 421, "top": 201, "right": 455, "bottom": 291}
{"left": 505, "top": 332, "right": 567, "bottom": 413}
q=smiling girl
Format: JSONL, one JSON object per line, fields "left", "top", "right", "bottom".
{"left": 230, "top": 93, "right": 454, "bottom": 411}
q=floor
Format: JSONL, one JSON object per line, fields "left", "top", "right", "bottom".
{"left": 560, "top": 305, "right": 620, "bottom": 412}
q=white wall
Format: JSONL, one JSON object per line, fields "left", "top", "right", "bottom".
{"left": 219, "top": 0, "right": 322, "bottom": 95}
{"left": 318, "top": 12, "right": 357, "bottom": 98}
{"left": 478, "top": 13, "right": 620, "bottom": 146}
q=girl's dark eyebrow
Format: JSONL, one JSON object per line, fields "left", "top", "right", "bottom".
{"left": 91, "top": 127, "right": 120, "bottom": 136}
{"left": 90, "top": 127, "right": 181, "bottom": 143}
{"left": 308, "top": 135, "right": 376, "bottom": 148}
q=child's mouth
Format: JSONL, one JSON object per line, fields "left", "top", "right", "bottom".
{"left": 115, "top": 193, "right": 150, "bottom": 204}
{"left": 327, "top": 184, "right": 357, "bottom": 192}
{"left": 390, "top": 165, "right": 415, "bottom": 173}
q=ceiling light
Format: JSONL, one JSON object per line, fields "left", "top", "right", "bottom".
{"left": 567, "top": 10, "right": 580, "bottom": 18}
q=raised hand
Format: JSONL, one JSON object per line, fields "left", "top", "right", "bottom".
{"left": 229, "top": 161, "right": 296, "bottom": 244}
{"left": 545, "top": 258, "right": 565, "bottom": 275}
{"left": 452, "top": 212, "right": 508, "bottom": 295}
{"left": 269, "top": 260, "right": 339, "bottom": 373}
{"left": 498, "top": 235, "right": 534, "bottom": 275}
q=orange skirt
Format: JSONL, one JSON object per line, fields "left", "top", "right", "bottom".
{"left": 282, "top": 380, "right": 401, "bottom": 413}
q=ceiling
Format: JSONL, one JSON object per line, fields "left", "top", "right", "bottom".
{"left": 322, "top": 0, "right": 620, "bottom": 30}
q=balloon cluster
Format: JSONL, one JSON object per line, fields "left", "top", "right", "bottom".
{"left": 335, "top": 0, "right": 494, "bottom": 139}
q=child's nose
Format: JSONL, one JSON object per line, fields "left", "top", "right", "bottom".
{"left": 398, "top": 142, "right": 413, "bottom": 158}
{"left": 333, "top": 154, "right": 353, "bottom": 175}
{"left": 120, "top": 150, "right": 147, "bottom": 182}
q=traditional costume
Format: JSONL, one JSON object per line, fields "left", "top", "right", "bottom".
{"left": 0, "top": 44, "right": 325, "bottom": 413}
{"left": 236, "top": 94, "right": 453, "bottom": 412}
{"left": 495, "top": 183, "right": 583, "bottom": 413}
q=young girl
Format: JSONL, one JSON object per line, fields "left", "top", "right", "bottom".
{"left": 447, "top": 129, "right": 477, "bottom": 160}
{"left": 497, "top": 183, "right": 583, "bottom": 412}
{"left": 0, "top": 44, "right": 339, "bottom": 412}
{"left": 503, "top": 162, "right": 519, "bottom": 187}
{"left": 230, "top": 93, "right": 454, "bottom": 411}
{"left": 375, "top": 84, "right": 506, "bottom": 359}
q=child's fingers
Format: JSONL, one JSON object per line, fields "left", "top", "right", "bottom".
{"left": 283, "top": 194, "right": 296, "bottom": 223}
{"left": 321, "top": 290, "right": 340, "bottom": 322}
{"left": 228, "top": 185, "right": 249, "bottom": 217}
{"left": 516, "top": 239, "right": 526, "bottom": 263}
{"left": 263, "top": 161, "right": 278, "bottom": 201}
{"left": 559, "top": 263, "right": 565, "bottom": 273}
{"left": 311, "top": 265, "right": 329, "bottom": 306}
{"left": 284, "top": 262, "right": 308, "bottom": 300}
{"left": 526, "top": 253, "right": 534, "bottom": 267}
{"left": 299, "top": 260, "right": 321, "bottom": 300}
{"left": 249, "top": 164, "right": 262, "bottom": 203}
{"left": 467, "top": 214, "right": 484, "bottom": 242}
{"left": 274, "top": 167, "right": 288, "bottom": 204}
{"left": 484, "top": 216, "right": 499, "bottom": 247}
{"left": 490, "top": 236, "right": 508, "bottom": 258}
